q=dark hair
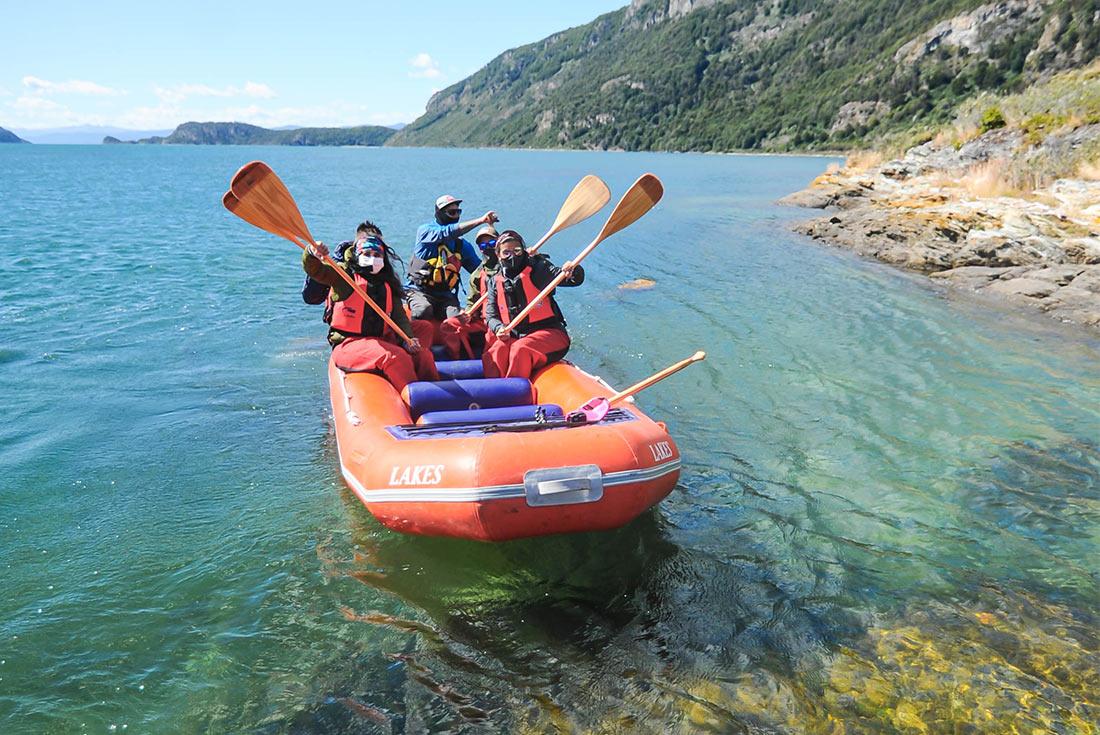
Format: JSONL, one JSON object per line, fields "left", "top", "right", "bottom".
{"left": 356, "top": 220, "right": 382, "bottom": 236}
{"left": 351, "top": 225, "right": 405, "bottom": 299}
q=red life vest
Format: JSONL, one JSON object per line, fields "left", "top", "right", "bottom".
{"left": 495, "top": 266, "right": 555, "bottom": 326}
{"left": 329, "top": 274, "right": 395, "bottom": 338}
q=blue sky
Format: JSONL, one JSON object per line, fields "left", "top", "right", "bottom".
{"left": 0, "top": 0, "right": 626, "bottom": 130}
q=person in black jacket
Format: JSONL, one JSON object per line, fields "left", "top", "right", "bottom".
{"left": 483, "top": 230, "right": 584, "bottom": 379}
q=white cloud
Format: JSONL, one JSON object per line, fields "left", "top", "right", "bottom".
{"left": 153, "top": 81, "right": 276, "bottom": 104}
{"left": 242, "top": 81, "right": 276, "bottom": 99}
{"left": 6, "top": 95, "right": 83, "bottom": 126}
{"left": 5, "top": 87, "right": 417, "bottom": 131}
{"left": 13, "top": 96, "right": 66, "bottom": 113}
{"left": 22, "top": 76, "right": 124, "bottom": 96}
{"left": 408, "top": 53, "right": 443, "bottom": 80}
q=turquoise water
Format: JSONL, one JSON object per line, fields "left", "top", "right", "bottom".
{"left": 1, "top": 145, "right": 1098, "bottom": 733}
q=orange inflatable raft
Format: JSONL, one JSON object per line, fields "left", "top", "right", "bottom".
{"left": 328, "top": 355, "right": 680, "bottom": 541}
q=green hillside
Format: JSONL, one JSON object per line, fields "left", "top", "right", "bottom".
{"left": 390, "top": 0, "right": 1100, "bottom": 152}
{"left": 109, "top": 121, "right": 396, "bottom": 146}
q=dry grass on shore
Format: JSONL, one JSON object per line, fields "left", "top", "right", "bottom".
{"left": 1079, "top": 159, "right": 1100, "bottom": 181}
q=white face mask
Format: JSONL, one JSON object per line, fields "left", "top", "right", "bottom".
{"left": 357, "top": 253, "right": 384, "bottom": 274}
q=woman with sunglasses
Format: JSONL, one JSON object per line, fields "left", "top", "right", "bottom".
{"left": 303, "top": 221, "right": 438, "bottom": 392}
{"left": 439, "top": 224, "right": 499, "bottom": 359}
{"left": 482, "top": 229, "right": 583, "bottom": 380}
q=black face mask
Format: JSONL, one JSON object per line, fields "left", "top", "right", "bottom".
{"left": 436, "top": 208, "right": 460, "bottom": 225}
{"left": 500, "top": 251, "right": 526, "bottom": 276}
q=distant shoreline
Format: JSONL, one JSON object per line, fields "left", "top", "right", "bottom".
{"left": 9, "top": 139, "right": 844, "bottom": 158}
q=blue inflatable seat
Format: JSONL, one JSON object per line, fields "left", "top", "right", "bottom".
{"left": 416, "top": 403, "right": 563, "bottom": 426}
{"left": 402, "top": 378, "right": 535, "bottom": 420}
{"left": 434, "top": 359, "right": 485, "bottom": 380}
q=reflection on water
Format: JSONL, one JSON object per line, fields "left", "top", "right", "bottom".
{"left": 2, "top": 147, "right": 1098, "bottom": 733}
{"left": 285, "top": 442, "right": 1099, "bottom": 734}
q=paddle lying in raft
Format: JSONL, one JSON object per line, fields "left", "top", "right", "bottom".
{"left": 223, "top": 162, "right": 413, "bottom": 343}
{"left": 504, "top": 173, "right": 665, "bottom": 333}
{"left": 569, "top": 351, "right": 707, "bottom": 424}
{"left": 463, "top": 174, "right": 611, "bottom": 318}
{"left": 485, "top": 351, "right": 706, "bottom": 432}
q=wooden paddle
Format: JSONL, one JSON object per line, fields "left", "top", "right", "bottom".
{"left": 223, "top": 162, "right": 413, "bottom": 343}
{"left": 569, "top": 351, "right": 706, "bottom": 422}
{"left": 463, "top": 174, "right": 610, "bottom": 317}
{"left": 503, "top": 173, "right": 664, "bottom": 333}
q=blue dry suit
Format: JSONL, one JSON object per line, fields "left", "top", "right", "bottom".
{"left": 407, "top": 222, "right": 482, "bottom": 298}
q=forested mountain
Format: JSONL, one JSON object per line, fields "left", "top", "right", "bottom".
{"left": 390, "top": 0, "right": 1100, "bottom": 152}
{"left": 106, "top": 122, "right": 397, "bottom": 146}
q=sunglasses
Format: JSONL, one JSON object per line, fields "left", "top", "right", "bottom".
{"left": 445, "top": 207, "right": 463, "bottom": 215}
{"left": 477, "top": 238, "right": 497, "bottom": 249}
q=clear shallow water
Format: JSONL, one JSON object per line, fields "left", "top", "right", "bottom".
{"left": 1, "top": 145, "right": 1098, "bottom": 733}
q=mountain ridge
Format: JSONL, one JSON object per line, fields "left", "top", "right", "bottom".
{"left": 109, "top": 121, "right": 397, "bottom": 146}
{"left": 389, "top": 0, "right": 1100, "bottom": 152}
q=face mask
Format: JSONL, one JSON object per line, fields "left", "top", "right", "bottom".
{"left": 437, "top": 207, "right": 461, "bottom": 225}
{"left": 500, "top": 253, "right": 524, "bottom": 275}
{"left": 357, "top": 253, "right": 384, "bottom": 274}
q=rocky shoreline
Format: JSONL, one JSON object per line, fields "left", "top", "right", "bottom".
{"left": 780, "top": 130, "right": 1100, "bottom": 332}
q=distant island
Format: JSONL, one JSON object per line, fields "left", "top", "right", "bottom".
{"left": 104, "top": 121, "right": 397, "bottom": 146}
{"left": 0, "top": 126, "right": 29, "bottom": 144}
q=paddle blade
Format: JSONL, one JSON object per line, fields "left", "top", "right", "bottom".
{"left": 229, "top": 160, "right": 315, "bottom": 244}
{"left": 595, "top": 173, "right": 663, "bottom": 243}
{"left": 222, "top": 189, "right": 304, "bottom": 248}
{"left": 549, "top": 175, "right": 611, "bottom": 234}
{"left": 223, "top": 189, "right": 275, "bottom": 234}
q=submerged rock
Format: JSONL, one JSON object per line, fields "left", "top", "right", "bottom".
{"left": 619, "top": 278, "right": 657, "bottom": 290}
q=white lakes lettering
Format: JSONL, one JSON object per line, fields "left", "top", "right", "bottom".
{"left": 649, "top": 441, "right": 674, "bottom": 462}
{"left": 389, "top": 464, "right": 445, "bottom": 486}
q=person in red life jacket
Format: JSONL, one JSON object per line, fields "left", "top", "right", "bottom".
{"left": 301, "top": 240, "right": 354, "bottom": 324}
{"left": 303, "top": 222, "right": 439, "bottom": 392}
{"left": 482, "top": 230, "right": 584, "bottom": 380}
{"left": 439, "top": 224, "right": 498, "bottom": 359}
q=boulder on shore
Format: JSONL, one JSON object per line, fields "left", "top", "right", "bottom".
{"left": 782, "top": 129, "right": 1100, "bottom": 331}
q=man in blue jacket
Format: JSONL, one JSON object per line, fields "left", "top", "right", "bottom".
{"left": 407, "top": 194, "right": 497, "bottom": 321}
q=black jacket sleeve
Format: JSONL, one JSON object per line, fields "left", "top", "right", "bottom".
{"left": 484, "top": 272, "right": 503, "bottom": 334}
{"left": 530, "top": 254, "right": 585, "bottom": 288}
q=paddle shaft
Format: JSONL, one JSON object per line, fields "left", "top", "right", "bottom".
{"left": 463, "top": 232, "right": 552, "bottom": 318}
{"left": 227, "top": 193, "right": 412, "bottom": 343}
{"left": 504, "top": 173, "right": 662, "bottom": 332}
{"left": 225, "top": 162, "right": 414, "bottom": 344}
{"left": 301, "top": 241, "right": 414, "bottom": 344}
{"left": 609, "top": 351, "right": 706, "bottom": 406}
{"left": 502, "top": 236, "right": 601, "bottom": 331}
{"left": 463, "top": 175, "right": 610, "bottom": 318}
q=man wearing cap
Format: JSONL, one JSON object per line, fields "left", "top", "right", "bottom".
{"left": 439, "top": 224, "right": 498, "bottom": 359}
{"left": 483, "top": 229, "right": 583, "bottom": 380}
{"left": 406, "top": 195, "right": 498, "bottom": 322}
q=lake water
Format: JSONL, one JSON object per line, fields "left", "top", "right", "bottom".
{"left": 1, "top": 145, "right": 1098, "bottom": 733}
